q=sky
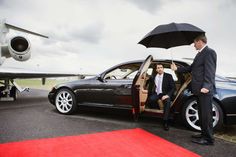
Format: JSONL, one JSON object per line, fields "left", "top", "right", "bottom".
{"left": 0, "top": 0, "right": 236, "bottom": 77}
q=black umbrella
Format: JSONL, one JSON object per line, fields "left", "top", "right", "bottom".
{"left": 138, "top": 22, "right": 205, "bottom": 49}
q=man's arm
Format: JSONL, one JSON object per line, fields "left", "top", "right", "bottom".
{"left": 202, "top": 49, "right": 217, "bottom": 92}
{"left": 171, "top": 62, "right": 192, "bottom": 73}
{"left": 146, "top": 75, "right": 154, "bottom": 96}
{"left": 177, "top": 65, "right": 192, "bottom": 73}
{"left": 162, "top": 74, "right": 176, "bottom": 101}
{"left": 167, "top": 74, "right": 176, "bottom": 98}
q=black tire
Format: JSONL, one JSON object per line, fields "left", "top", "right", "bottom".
{"left": 182, "top": 97, "right": 223, "bottom": 131}
{"left": 132, "top": 108, "right": 139, "bottom": 122}
{"left": 55, "top": 88, "right": 78, "bottom": 115}
{"left": 132, "top": 113, "right": 139, "bottom": 122}
{"left": 212, "top": 102, "right": 224, "bottom": 131}
{"left": 10, "top": 86, "right": 17, "bottom": 101}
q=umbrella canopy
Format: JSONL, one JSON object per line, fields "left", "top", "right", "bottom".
{"left": 138, "top": 22, "right": 205, "bottom": 49}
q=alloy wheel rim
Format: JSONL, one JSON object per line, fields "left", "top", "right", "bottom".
{"left": 55, "top": 91, "right": 73, "bottom": 113}
{"left": 185, "top": 100, "right": 219, "bottom": 130}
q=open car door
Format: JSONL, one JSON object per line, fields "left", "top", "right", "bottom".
{"left": 131, "top": 55, "right": 153, "bottom": 120}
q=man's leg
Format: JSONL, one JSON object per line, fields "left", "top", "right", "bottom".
{"left": 163, "top": 98, "right": 171, "bottom": 121}
{"left": 162, "top": 98, "right": 171, "bottom": 131}
{"left": 147, "top": 93, "right": 159, "bottom": 109}
{"left": 197, "top": 96, "right": 203, "bottom": 132}
{"left": 191, "top": 96, "right": 204, "bottom": 138}
{"left": 198, "top": 94, "right": 214, "bottom": 142}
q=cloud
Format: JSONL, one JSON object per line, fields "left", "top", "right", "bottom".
{"left": 128, "top": 0, "right": 163, "bottom": 14}
{"left": 69, "top": 22, "right": 104, "bottom": 44}
{"left": 0, "top": 0, "right": 6, "bottom": 6}
{"left": 1, "top": 0, "right": 236, "bottom": 77}
{"left": 37, "top": 22, "right": 104, "bottom": 59}
{"left": 218, "top": 0, "right": 236, "bottom": 8}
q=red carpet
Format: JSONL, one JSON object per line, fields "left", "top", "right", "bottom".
{"left": 0, "top": 128, "right": 200, "bottom": 157}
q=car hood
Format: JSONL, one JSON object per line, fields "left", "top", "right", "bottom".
{"left": 54, "top": 76, "right": 97, "bottom": 89}
{"left": 216, "top": 80, "right": 236, "bottom": 90}
{"left": 228, "top": 78, "right": 236, "bottom": 83}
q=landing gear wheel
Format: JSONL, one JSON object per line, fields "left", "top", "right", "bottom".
{"left": 10, "top": 86, "right": 17, "bottom": 101}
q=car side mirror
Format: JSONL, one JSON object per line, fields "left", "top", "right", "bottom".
{"left": 97, "top": 76, "right": 105, "bottom": 82}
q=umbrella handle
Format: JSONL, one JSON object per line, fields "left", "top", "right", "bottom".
{"left": 171, "top": 51, "right": 173, "bottom": 63}
{"left": 171, "top": 61, "right": 178, "bottom": 71}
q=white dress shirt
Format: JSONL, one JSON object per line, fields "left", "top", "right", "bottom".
{"left": 199, "top": 44, "right": 207, "bottom": 52}
{"left": 155, "top": 73, "right": 163, "bottom": 94}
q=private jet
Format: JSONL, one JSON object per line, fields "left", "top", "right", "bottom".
{"left": 0, "top": 19, "right": 80, "bottom": 101}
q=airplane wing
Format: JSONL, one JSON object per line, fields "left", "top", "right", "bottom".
{"left": 0, "top": 68, "right": 81, "bottom": 79}
{"left": 4, "top": 22, "right": 48, "bottom": 38}
{"left": 0, "top": 67, "right": 89, "bottom": 101}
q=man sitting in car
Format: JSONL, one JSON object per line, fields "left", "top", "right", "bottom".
{"left": 146, "top": 63, "right": 176, "bottom": 131}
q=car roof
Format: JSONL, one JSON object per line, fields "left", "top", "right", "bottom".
{"left": 101, "top": 59, "right": 190, "bottom": 75}
{"left": 117, "top": 59, "right": 190, "bottom": 67}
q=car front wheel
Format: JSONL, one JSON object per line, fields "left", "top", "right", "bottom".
{"left": 182, "top": 97, "right": 223, "bottom": 131}
{"left": 55, "top": 88, "right": 77, "bottom": 114}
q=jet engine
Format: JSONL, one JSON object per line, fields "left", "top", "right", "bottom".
{"left": 8, "top": 36, "right": 31, "bottom": 61}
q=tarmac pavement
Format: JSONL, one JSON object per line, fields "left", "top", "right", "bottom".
{"left": 0, "top": 89, "right": 235, "bottom": 157}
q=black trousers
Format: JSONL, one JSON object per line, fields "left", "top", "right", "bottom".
{"left": 148, "top": 93, "right": 171, "bottom": 121}
{"left": 197, "top": 93, "right": 214, "bottom": 141}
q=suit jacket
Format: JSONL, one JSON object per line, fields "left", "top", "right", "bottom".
{"left": 147, "top": 72, "right": 175, "bottom": 99}
{"left": 177, "top": 46, "right": 217, "bottom": 95}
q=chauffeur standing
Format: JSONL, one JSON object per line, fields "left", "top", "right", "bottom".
{"left": 171, "top": 34, "right": 217, "bottom": 145}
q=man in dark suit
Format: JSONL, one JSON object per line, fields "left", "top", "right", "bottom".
{"left": 146, "top": 63, "right": 175, "bottom": 131}
{"left": 171, "top": 34, "right": 217, "bottom": 145}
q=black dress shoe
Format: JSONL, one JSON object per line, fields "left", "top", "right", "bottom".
{"left": 191, "top": 138, "right": 214, "bottom": 145}
{"left": 163, "top": 123, "right": 169, "bottom": 131}
{"left": 191, "top": 133, "right": 203, "bottom": 138}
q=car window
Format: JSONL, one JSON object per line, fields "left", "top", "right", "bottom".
{"left": 125, "top": 70, "right": 138, "bottom": 79}
{"left": 103, "top": 62, "right": 178, "bottom": 81}
{"left": 164, "top": 68, "right": 178, "bottom": 81}
{"left": 104, "top": 64, "right": 140, "bottom": 80}
{"left": 142, "top": 67, "right": 178, "bottom": 81}
{"left": 146, "top": 68, "right": 153, "bottom": 75}
{"left": 125, "top": 66, "right": 154, "bottom": 79}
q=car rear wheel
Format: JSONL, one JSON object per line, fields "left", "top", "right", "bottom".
{"left": 182, "top": 98, "right": 223, "bottom": 131}
{"left": 55, "top": 88, "right": 77, "bottom": 114}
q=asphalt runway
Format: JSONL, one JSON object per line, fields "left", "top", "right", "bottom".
{"left": 0, "top": 89, "right": 235, "bottom": 157}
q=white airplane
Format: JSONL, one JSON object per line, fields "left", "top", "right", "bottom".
{"left": 0, "top": 19, "right": 82, "bottom": 101}
{"left": 0, "top": 19, "right": 49, "bottom": 64}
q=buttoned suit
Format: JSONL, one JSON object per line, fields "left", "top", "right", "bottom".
{"left": 147, "top": 72, "right": 175, "bottom": 120}
{"left": 177, "top": 46, "right": 217, "bottom": 141}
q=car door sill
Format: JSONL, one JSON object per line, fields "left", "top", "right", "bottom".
{"left": 144, "top": 108, "right": 164, "bottom": 113}
{"left": 79, "top": 102, "right": 132, "bottom": 110}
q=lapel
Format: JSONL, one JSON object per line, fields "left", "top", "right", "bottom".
{"left": 193, "top": 46, "right": 208, "bottom": 64}
{"left": 200, "top": 46, "right": 208, "bottom": 56}
{"left": 162, "top": 73, "right": 166, "bottom": 89}
{"left": 151, "top": 73, "right": 166, "bottom": 93}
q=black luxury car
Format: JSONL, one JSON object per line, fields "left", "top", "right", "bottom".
{"left": 48, "top": 55, "right": 236, "bottom": 131}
